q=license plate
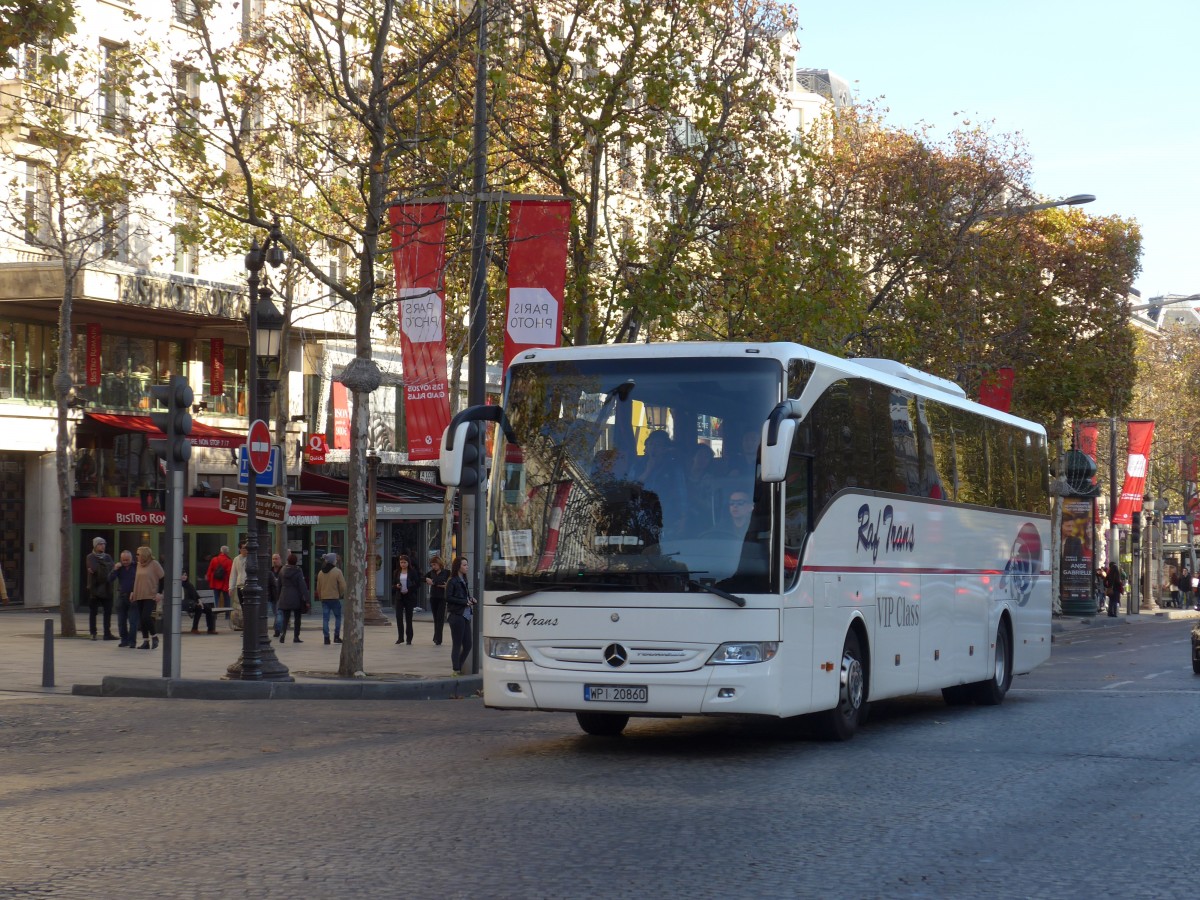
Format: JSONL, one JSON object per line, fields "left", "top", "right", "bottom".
{"left": 584, "top": 684, "right": 648, "bottom": 703}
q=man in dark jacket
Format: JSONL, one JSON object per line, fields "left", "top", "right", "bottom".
{"left": 85, "top": 537, "right": 116, "bottom": 640}
{"left": 108, "top": 550, "right": 138, "bottom": 648}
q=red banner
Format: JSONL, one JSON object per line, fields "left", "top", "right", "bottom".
{"left": 1076, "top": 421, "right": 1098, "bottom": 463}
{"left": 85, "top": 323, "right": 102, "bottom": 387}
{"left": 504, "top": 200, "right": 569, "bottom": 373}
{"left": 1183, "top": 452, "right": 1197, "bottom": 483}
{"left": 210, "top": 338, "right": 224, "bottom": 396}
{"left": 390, "top": 203, "right": 449, "bottom": 462}
{"left": 1113, "top": 420, "right": 1154, "bottom": 525}
{"left": 331, "top": 381, "right": 351, "bottom": 450}
{"left": 978, "top": 366, "right": 1015, "bottom": 413}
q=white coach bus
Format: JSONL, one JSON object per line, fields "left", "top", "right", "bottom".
{"left": 440, "top": 342, "right": 1051, "bottom": 739}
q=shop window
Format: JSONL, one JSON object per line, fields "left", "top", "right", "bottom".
{"left": 200, "top": 340, "right": 248, "bottom": 417}
{"left": 68, "top": 330, "right": 186, "bottom": 410}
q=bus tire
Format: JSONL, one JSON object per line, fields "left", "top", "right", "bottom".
{"left": 576, "top": 712, "right": 629, "bottom": 736}
{"left": 815, "top": 629, "right": 866, "bottom": 741}
{"left": 972, "top": 619, "right": 1013, "bottom": 706}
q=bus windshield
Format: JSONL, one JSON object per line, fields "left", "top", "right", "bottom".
{"left": 488, "top": 355, "right": 782, "bottom": 594}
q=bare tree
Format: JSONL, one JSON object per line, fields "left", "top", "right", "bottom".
{"left": 148, "top": 0, "right": 479, "bottom": 674}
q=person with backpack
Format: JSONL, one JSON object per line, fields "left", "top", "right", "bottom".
{"left": 85, "top": 537, "right": 116, "bottom": 641}
{"left": 205, "top": 546, "right": 233, "bottom": 618}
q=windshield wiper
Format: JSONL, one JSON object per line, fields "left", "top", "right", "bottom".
{"left": 687, "top": 579, "right": 746, "bottom": 608}
{"left": 496, "top": 581, "right": 632, "bottom": 604}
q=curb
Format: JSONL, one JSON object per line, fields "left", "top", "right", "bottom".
{"left": 72, "top": 674, "right": 483, "bottom": 701}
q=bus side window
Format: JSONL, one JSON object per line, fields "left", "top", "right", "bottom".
{"left": 784, "top": 448, "right": 812, "bottom": 590}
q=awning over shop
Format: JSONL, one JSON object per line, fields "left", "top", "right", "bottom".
{"left": 82, "top": 413, "right": 245, "bottom": 449}
{"left": 300, "top": 469, "right": 447, "bottom": 504}
{"left": 73, "top": 496, "right": 347, "bottom": 527}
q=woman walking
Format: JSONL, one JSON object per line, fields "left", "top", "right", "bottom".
{"left": 131, "top": 546, "right": 164, "bottom": 650}
{"left": 392, "top": 554, "right": 421, "bottom": 645}
{"left": 277, "top": 552, "right": 309, "bottom": 642}
{"left": 424, "top": 556, "right": 450, "bottom": 646}
{"left": 446, "top": 556, "right": 476, "bottom": 675}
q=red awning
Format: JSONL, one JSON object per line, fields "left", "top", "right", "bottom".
{"left": 72, "top": 496, "right": 347, "bottom": 526}
{"left": 83, "top": 413, "right": 245, "bottom": 449}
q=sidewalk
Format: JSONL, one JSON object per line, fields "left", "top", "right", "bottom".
{"left": 1052, "top": 604, "right": 1200, "bottom": 640}
{"left": 0, "top": 605, "right": 479, "bottom": 700}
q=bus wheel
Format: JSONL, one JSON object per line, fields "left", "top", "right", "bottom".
{"left": 816, "top": 630, "right": 866, "bottom": 741}
{"left": 576, "top": 712, "right": 629, "bottom": 736}
{"left": 972, "top": 620, "right": 1013, "bottom": 706}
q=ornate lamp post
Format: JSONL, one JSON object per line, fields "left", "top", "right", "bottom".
{"left": 227, "top": 220, "right": 292, "bottom": 681}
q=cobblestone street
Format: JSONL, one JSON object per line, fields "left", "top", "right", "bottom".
{"left": 2, "top": 618, "right": 1198, "bottom": 899}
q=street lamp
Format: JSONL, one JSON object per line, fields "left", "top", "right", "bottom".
{"left": 227, "top": 220, "right": 292, "bottom": 682}
{"left": 966, "top": 192, "right": 1095, "bottom": 224}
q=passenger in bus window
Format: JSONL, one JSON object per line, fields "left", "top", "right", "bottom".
{"left": 630, "top": 430, "right": 686, "bottom": 540}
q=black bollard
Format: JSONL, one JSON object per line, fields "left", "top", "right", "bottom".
{"left": 42, "top": 618, "right": 54, "bottom": 688}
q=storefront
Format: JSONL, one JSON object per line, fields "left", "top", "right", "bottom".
{"left": 299, "top": 470, "right": 451, "bottom": 603}
{"left": 71, "top": 496, "right": 347, "bottom": 605}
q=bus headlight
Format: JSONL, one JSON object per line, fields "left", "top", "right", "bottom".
{"left": 486, "top": 637, "right": 531, "bottom": 661}
{"left": 707, "top": 642, "right": 779, "bottom": 665}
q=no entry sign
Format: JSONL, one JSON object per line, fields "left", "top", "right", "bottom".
{"left": 246, "top": 419, "right": 272, "bottom": 474}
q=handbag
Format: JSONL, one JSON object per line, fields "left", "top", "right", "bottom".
{"left": 303, "top": 599, "right": 312, "bottom": 614}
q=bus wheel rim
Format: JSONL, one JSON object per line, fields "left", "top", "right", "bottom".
{"left": 841, "top": 652, "right": 863, "bottom": 713}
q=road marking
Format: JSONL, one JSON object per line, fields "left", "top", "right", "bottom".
{"left": 1144, "top": 671, "right": 1173, "bottom": 679}
{"left": 1102, "top": 680, "right": 1135, "bottom": 690}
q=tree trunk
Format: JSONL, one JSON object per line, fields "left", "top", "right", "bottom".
{"left": 337, "top": 384, "right": 370, "bottom": 676}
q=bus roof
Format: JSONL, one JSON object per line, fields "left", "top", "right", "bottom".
{"left": 509, "top": 341, "right": 1046, "bottom": 436}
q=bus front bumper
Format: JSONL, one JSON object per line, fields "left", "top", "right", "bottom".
{"left": 483, "top": 658, "right": 783, "bottom": 717}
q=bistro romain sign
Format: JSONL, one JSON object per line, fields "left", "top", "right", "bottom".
{"left": 117, "top": 272, "right": 247, "bottom": 320}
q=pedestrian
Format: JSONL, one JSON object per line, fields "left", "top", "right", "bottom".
{"left": 206, "top": 545, "right": 233, "bottom": 616}
{"left": 276, "top": 552, "right": 309, "bottom": 643}
{"left": 1104, "top": 561, "right": 1125, "bottom": 618}
{"left": 108, "top": 550, "right": 138, "bottom": 648}
{"left": 85, "top": 537, "right": 117, "bottom": 640}
{"left": 186, "top": 569, "right": 215, "bottom": 634}
{"left": 231, "top": 542, "right": 250, "bottom": 611}
{"left": 268, "top": 553, "right": 284, "bottom": 638}
{"left": 131, "top": 545, "right": 164, "bottom": 649}
{"left": 315, "top": 552, "right": 346, "bottom": 644}
{"left": 424, "top": 556, "right": 449, "bottom": 646}
{"left": 446, "top": 556, "right": 476, "bottom": 676}
{"left": 392, "top": 554, "right": 421, "bottom": 645}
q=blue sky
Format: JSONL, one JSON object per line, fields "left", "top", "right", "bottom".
{"left": 794, "top": 0, "right": 1198, "bottom": 299}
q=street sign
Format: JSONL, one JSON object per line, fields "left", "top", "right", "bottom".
{"left": 305, "top": 433, "right": 328, "bottom": 464}
{"left": 237, "top": 445, "right": 279, "bottom": 487}
{"left": 247, "top": 419, "right": 272, "bottom": 474}
{"left": 1164, "top": 514, "right": 1186, "bottom": 525}
{"left": 219, "top": 487, "right": 292, "bottom": 524}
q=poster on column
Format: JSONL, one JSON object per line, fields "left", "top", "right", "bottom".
{"left": 504, "top": 200, "right": 570, "bottom": 373}
{"left": 389, "top": 203, "right": 450, "bottom": 462}
{"left": 1113, "top": 420, "right": 1155, "bottom": 525}
{"left": 1060, "top": 498, "right": 1095, "bottom": 606}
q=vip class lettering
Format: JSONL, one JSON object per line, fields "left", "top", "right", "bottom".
{"left": 856, "top": 503, "right": 916, "bottom": 562}
{"left": 877, "top": 595, "right": 919, "bottom": 628}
